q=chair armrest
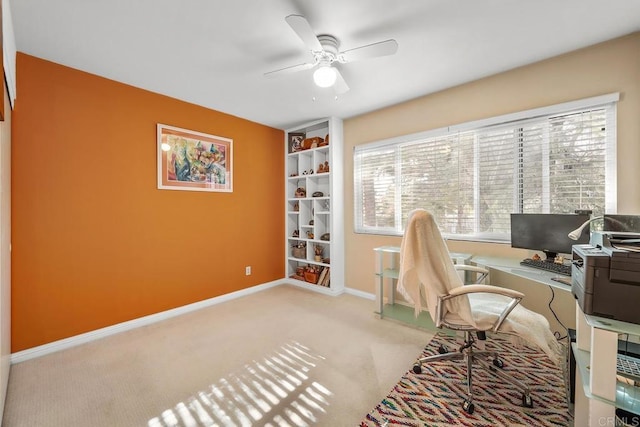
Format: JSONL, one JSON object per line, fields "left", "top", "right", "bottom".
{"left": 440, "top": 285, "right": 524, "bottom": 332}
{"left": 448, "top": 284, "right": 524, "bottom": 299}
{"left": 454, "top": 265, "right": 489, "bottom": 275}
{"left": 454, "top": 265, "right": 489, "bottom": 284}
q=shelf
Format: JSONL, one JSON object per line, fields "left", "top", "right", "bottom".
{"left": 374, "top": 247, "right": 473, "bottom": 328}
{"left": 573, "top": 302, "right": 640, "bottom": 423}
{"left": 286, "top": 277, "right": 339, "bottom": 296}
{"left": 288, "top": 198, "right": 330, "bottom": 202}
{"left": 376, "top": 303, "right": 438, "bottom": 330}
{"left": 376, "top": 268, "right": 399, "bottom": 279}
{"left": 285, "top": 117, "right": 343, "bottom": 293}
{"left": 289, "top": 238, "right": 330, "bottom": 244}
{"left": 287, "top": 257, "right": 330, "bottom": 268}
{"left": 583, "top": 314, "right": 640, "bottom": 337}
{"left": 287, "top": 146, "right": 329, "bottom": 157}
{"left": 572, "top": 343, "right": 640, "bottom": 415}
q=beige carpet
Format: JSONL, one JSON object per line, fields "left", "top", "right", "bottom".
{"left": 2, "top": 285, "right": 433, "bottom": 426}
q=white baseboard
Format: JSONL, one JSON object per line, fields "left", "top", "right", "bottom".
{"left": 344, "top": 287, "right": 375, "bottom": 300}
{"left": 11, "top": 279, "right": 286, "bottom": 364}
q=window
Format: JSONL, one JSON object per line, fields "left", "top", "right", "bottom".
{"left": 354, "top": 94, "right": 618, "bottom": 241}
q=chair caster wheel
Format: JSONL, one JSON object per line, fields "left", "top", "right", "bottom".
{"left": 438, "top": 344, "right": 449, "bottom": 354}
{"left": 412, "top": 364, "right": 422, "bottom": 374}
{"left": 492, "top": 357, "right": 504, "bottom": 369}
{"left": 462, "top": 399, "right": 475, "bottom": 414}
{"left": 522, "top": 394, "right": 533, "bottom": 408}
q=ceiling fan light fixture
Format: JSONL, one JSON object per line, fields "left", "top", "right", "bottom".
{"left": 313, "top": 65, "right": 337, "bottom": 88}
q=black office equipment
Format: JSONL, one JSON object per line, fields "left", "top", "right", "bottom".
{"left": 520, "top": 258, "right": 572, "bottom": 276}
{"left": 569, "top": 328, "right": 576, "bottom": 403}
{"left": 572, "top": 234, "right": 640, "bottom": 324}
{"left": 604, "top": 215, "right": 640, "bottom": 233}
{"left": 510, "top": 213, "right": 590, "bottom": 261}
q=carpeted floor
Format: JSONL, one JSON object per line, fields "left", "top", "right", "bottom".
{"left": 3, "top": 285, "right": 573, "bottom": 426}
{"left": 2, "top": 285, "right": 433, "bottom": 426}
{"left": 361, "top": 333, "right": 573, "bottom": 427}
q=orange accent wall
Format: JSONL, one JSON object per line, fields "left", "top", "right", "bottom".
{"left": 11, "top": 53, "right": 285, "bottom": 352}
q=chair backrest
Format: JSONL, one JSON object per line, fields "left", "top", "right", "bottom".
{"left": 398, "top": 209, "right": 476, "bottom": 326}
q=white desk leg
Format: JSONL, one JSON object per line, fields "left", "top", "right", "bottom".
{"left": 576, "top": 305, "right": 591, "bottom": 352}
{"left": 389, "top": 253, "right": 396, "bottom": 306}
{"left": 586, "top": 399, "right": 616, "bottom": 427}
{"left": 375, "top": 251, "right": 383, "bottom": 316}
{"left": 588, "top": 327, "right": 617, "bottom": 425}
{"left": 574, "top": 367, "right": 589, "bottom": 427}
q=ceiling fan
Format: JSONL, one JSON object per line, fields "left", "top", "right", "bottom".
{"left": 265, "top": 14, "right": 398, "bottom": 94}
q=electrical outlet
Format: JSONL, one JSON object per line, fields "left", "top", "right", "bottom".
{"left": 245, "top": 266, "right": 251, "bottom": 276}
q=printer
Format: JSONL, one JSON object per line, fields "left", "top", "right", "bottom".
{"left": 572, "top": 231, "right": 640, "bottom": 324}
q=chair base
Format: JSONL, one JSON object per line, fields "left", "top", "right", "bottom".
{"left": 412, "top": 332, "right": 533, "bottom": 414}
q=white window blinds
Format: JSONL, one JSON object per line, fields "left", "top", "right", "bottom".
{"left": 354, "top": 94, "right": 617, "bottom": 241}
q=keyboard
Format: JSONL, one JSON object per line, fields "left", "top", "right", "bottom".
{"left": 520, "top": 258, "right": 572, "bottom": 276}
{"left": 618, "top": 353, "right": 640, "bottom": 382}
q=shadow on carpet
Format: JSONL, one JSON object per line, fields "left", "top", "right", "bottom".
{"left": 361, "top": 333, "right": 573, "bottom": 427}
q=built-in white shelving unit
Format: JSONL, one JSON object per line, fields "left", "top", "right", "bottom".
{"left": 284, "top": 117, "right": 343, "bottom": 295}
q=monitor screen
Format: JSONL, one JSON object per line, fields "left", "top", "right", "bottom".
{"left": 510, "top": 213, "right": 590, "bottom": 260}
{"left": 603, "top": 215, "right": 640, "bottom": 232}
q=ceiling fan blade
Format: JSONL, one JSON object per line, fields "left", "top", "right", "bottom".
{"left": 264, "top": 62, "right": 315, "bottom": 78}
{"left": 333, "top": 68, "right": 350, "bottom": 94}
{"left": 339, "top": 39, "right": 398, "bottom": 63}
{"left": 285, "top": 15, "right": 323, "bottom": 52}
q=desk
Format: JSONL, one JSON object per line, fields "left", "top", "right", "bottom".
{"left": 373, "top": 246, "right": 471, "bottom": 329}
{"left": 474, "top": 256, "right": 640, "bottom": 424}
{"left": 471, "top": 256, "right": 573, "bottom": 293}
{"left": 472, "top": 255, "right": 576, "bottom": 339}
{"left": 573, "top": 305, "right": 640, "bottom": 426}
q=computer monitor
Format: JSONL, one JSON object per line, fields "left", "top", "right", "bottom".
{"left": 603, "top": 215, "right": 640, "bottom": 232}
{"left": 510, "top": 213, "right": 590, "bottom": 261}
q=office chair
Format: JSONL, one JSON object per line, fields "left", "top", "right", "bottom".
{"left": 398, "top": 209, "right": 561, "bottom": 415}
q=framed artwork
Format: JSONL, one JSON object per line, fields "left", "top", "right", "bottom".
{"left": 288, "top": 132, "right": 305, "bottom": 153}
{"left": 157, "top": 124, "right": 233, "bottom": 192}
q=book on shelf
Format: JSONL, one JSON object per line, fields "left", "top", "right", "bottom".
{"left": 321, "top": 267, "right": 330, "bottom": 286}
{"left": 317, "top": 267, "right": 328, "bottom": 286}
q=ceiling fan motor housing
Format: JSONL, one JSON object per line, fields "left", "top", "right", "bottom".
{"left": 316, "top": 35, "right": 340, "bottom": 64}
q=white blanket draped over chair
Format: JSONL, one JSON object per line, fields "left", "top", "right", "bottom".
{"left": 397, "top": 209, "right": 563, "bottom": 364}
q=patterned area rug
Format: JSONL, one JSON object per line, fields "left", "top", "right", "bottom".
{"left": 361, "top": 333, "right": 572, "bottom": 426}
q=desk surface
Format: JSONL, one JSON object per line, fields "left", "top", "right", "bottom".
{"left": 373, "top": 246, "right": 472, "bottom": 261}
{"left": 583, "top": 310, "right": 640, "bottom": 336}
{"left": 374, "top": 248, "right": 573, "bottom": 291}
{"left": 471, "top": 256, "right": 573, "bottom": 292}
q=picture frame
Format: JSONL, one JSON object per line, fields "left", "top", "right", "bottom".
{"left": 157, "top": 123, "right": 233, "bottom": 192}
{"left": 288, "top": 132, "right": 305, "bottom": 153}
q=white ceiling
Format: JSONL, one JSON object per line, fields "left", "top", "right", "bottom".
{"left": 10, "top": 0, "right": 640, "bottom": 130}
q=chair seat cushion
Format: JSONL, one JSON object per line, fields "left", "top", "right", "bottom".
{"left": 466, "top": 293, "right": 563, "bottom": 363}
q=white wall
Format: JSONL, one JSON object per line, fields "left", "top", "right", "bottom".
{"left": 0, "top": 85, "right": 12, "bottom": 420}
